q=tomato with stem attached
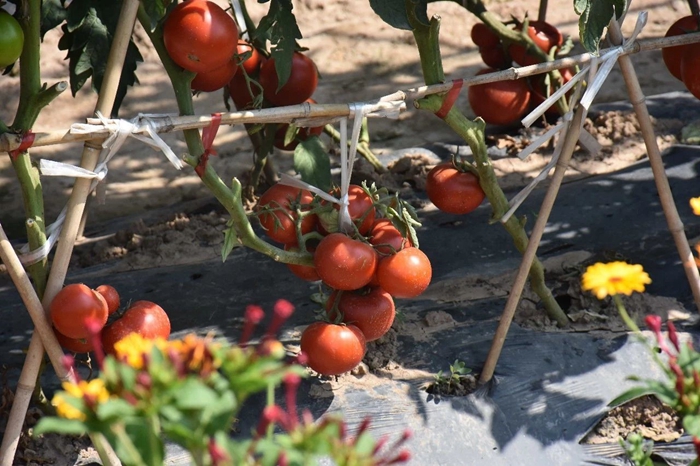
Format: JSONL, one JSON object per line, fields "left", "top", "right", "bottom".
{"left": 236, "top": 40, "right": 262, "bottom": 76}
{"left": 50, "top": 283, "right": 109, "bottom": 340}
{"left": 54, "top": 329, "right": 93, "bottom": 353}
{"left": 509, "top": 20, "right": 563, "bottom": 66}
{"left": 256, "top": 184, "right": 317, "bottom": 245}
{"left": 468, "top": 68, "right": 531, "bottom": 126}
{"left": 369, "top": 219, "right": 411, "bottom": 255}
{"left": 300, "top": 322, "right": 366, "bottom": 375}
{"left": 314, "top": 233, "right": 377, "bottom": 290}
{"left": 95, "top": 284, "right": 120, "bottom": 315}
{"left": 662, "top": 15, "right": 700, "bottom": 81}
{"left": 259, "top": 51, "right": 318, "bottom": 107}
{"left": 163, "top": 0, "right": 238, "bottom": 73}
{"left": 0, "top": 10, "right": 24, "bottom": 68}
{"left": 377, "top": 247, "right": 432, "bottom": 298}
{"left": 426, "top": 162, "right": 485, "bottom": 215}
{"left": 326, "top": 287, "right": 395, "bottom": 342}
{"left": 192, "top": 57, "right": 238, "bottom": 92}
{"left": 101, "top": 301, "right": 171, "bottom": 355}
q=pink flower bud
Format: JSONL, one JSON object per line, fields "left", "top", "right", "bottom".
{"left": 386, "top": 450, "right": 411, "bottom": 464}
{"left": 256, "top": 404, "right": 289, "bottom": 436}
{"left": 283, "top": 373, "right": 301, "bottom": 428}
{"left": 668, "top": 321, "right": 680, "bottom": 352}
{"left": 277, "top": 452, "right": 289, "bottom": 466}
{"left": 240, "top": 305, "right": 265, "bottom": 347}
{"left": 266, "top": 299, "right": 295, "bottom": 339}
{"left": 644, "top": 315, "right": 662, "bottom": 333}
{"left": 208, "top": 438, "right": 229, "bottom": 465}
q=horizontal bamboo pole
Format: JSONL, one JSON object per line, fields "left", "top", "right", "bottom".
{"left": 2, "top": 32, "right": 700, "bottom": 154}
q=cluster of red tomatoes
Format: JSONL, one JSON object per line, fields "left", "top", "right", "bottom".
{"left": 162, "top": 0, "right": 321, "bottom": 150}
{"left": 662, "top": 15, "right": 700, "bottom": 100}
{"left": 255, "top": 182, "right": 432, "bottom": 376}
{"left": 468, "top": 20, "right": 571, "bottom": 126}
{"left": 50, "top": 283, "right": 171, "bottom": 355}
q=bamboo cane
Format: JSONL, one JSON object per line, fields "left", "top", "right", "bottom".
{"left": 2, "top": 32, "right": 700, "bottom": 154}
{"left": 479, "top": 105, "right": 586, "bottom": 385}
{"left": 0, "top": 0, "right": 141, "bottom": 464}
{"left": 607, "top": 20, "right": 700, "bottom": 312}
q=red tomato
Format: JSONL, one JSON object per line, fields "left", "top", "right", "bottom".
{"left": 528, "top": 67, "right": 575, "bottom": 115}
{"left": 163, "top": 0, "right": 238, "bottom": 73}
{"left": 236, "top": 40, "right": 262, "bottom": 76}
{"left": 259, "top": 52, "right": 318, "bottom": 107}
{"left": 662, "top": 15, "right": 700, "bottom": 81}
{"left": 471, "top": 22, "right": 500, "bottom": 48}
{"left": 284, "top": 242, "right": 320, "bottom": 282}
{"left": 256, "top": 184, "right": 317, "bottom": 245}
{"left": 377, "top": 248, "right": 432, "bottom": 298}
{"left": 54, "top": 329, "right": 93, "bottom": 353}
{"left": 101, "top": 301, "right": 171, "bottom": 355}
{"left": 468, "top": 68, "right": 531, "bottom": 126}
{"left": 229, "top": 71, "right": 263, "bottom": 109}
{"left": 274, "top": 99, "right": 323, "bottom": 150}
{"left": 369, "top": 219, "right": 411, "bottom": 255}
{"left": 346, "top": 185, "right": 376, "bottom": 235}
{"left": 479, "top": 46, "right": 509, "bottom": 69}
{"left": 314, "top": 233, "right": 377, "bottom": 290}
{"left": 192, "top": 57, "right": 238, "bottom": 92}
{"left": 681, "top": 43, "right": 700, "bottom": 99}
{"left": 300, "top": 322, "right": 366, "bottom": 375}
{"left": 509, "top": 20, "right": 563, "bottom": 66}
{"left": 426, "top": 163, "right": 485, "bottom": 215}
{"left": 95, "top": 285, "right": 120, "bottom": 315}
{"left": 50, "top": 284, "right": 109, "bottom": 340}
{"left": 327, "top": 288, "right": 395, "bottom": 342}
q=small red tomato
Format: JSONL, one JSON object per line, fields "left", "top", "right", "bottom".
{"left": 95, "top": 285, "right": 120, "bottom": 315}
{"left": 327, "top": 287, "right": 395, "bottom": 342}
{"left": 426, "top": 163, "right": 485, "bottom": 215}
{"left": 259, "top": 51, "right": 319, "bottom": 107}
{"left": 54, "top": 329, "right": 94, "bottom": 353}
{"left": 236, "top": 40, "right": 262, "bottom": 76}
{"left": 256, "top": 184, "right": 317, "bottom": 245}
{"left": 369, "top": 219, "right": 411, "bottom": 255}
{"left": 468, "top": 68, "right": 531, "bottom": 126}
{"left": 377, "top": 248, "right": 432, "bottom": 299}
{"left": 314, "top": 233, "right": 377, "bottom": 290}
{"left": 284, "top": 242, "right": 320, "bottom": 282}
{"left": 300, "top": 322, "right": 366, "bottom": 375}
{"left": 662, "top": 15, "right": 700, "bottom": 81}
{"left": 192, "top": 57, "right": 238, "bottom": 92}
{"left": 101, "top": 301, "right": 171, "bottom": 355}
{"left": 509, "top": 20, "right": 563, "bottom": 66}
{"left": 50, "top": 284, "right": 109, "bottom": 340}
{"left": 681, "top": 43, "right": 700, "bottom": 99}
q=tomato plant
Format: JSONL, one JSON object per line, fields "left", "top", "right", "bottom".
{"left": 681, "top": 43, "right": 700, "bottom": 99}
{"left": 377, "top": 248, "right": 432, "bottom": 299}
{"left": 300, "top": 322, "right": 366, "bottom": 375}
{"left": 102, "top": 300, "right": 171, "bottom": 355}
{"left": 426, "top": 163, "right": 485, "bottom": 215}
{"left": 314, "top": 233, "right": 377, "bottom": 290}
{"left": 509, "top": 20, "right": 563, "bottom": 66}
{"left": 327, "top": 288, "right": 395, "bottom": 342}
{"left": 236, "top": 40, "right": 263, "bottom": 76}
{"left": 528, "top": 67, "right": 574, "bottom": 114}
{"left": 284, "top": 242, "right": 320, "bottom": 282}
{"left": 54, "top": 329, "right": 93, "bottom": 353}
{"left": 50, "top": 284, "right": 109, "bottom": 340}
{"left": 468, "top": 68, "right": 531, "bottom": 126}
{"left": 95, "top": 284, "right": 121, "bottom": 315}
{"left": 369, "top": 219, "right": 410, "bottom": 255}
{"left": 256, "top": 184, "right": 317, "bottom": 245}
{"left": 259, "top": 51, "right": 318, "bottom": 107}
{"left": 163, "top": 0, "right": 238, "bottom": 73}
{"left": 662, "top": 15, "right": 700, "bottom": 81}
{"left": 192, "top": 57, "right": 238, "bottom": 92}
{"left": 0, "top": 10, "right": 24, "bottom": 68}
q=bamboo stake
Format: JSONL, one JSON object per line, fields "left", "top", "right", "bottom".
{"left": 0, "top": 1, "right": 141, "bottom": 464}
{"left": 537, "top": 0, "right": 548, "bottom": 22}
{"left": 2, "top": 32, "right": 700, "bottom": 154}
{"left": 607, "top": 20, "right": 700, "bottom": 311}
{"left": 479, "top": 105, "right": 586, "bottom": 385}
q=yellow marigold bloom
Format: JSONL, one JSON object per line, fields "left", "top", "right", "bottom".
{"left": 52, "top": 379, "right": 109, "bottom": 420}
{"left": 582, "top": 261, "right": 651, "bottom": 300}
{"left": 691, "top": 197, "right": 700, "bottom": 216}
{"left": 114, "top": 332, "right": 168, "bottom": 369}
{"left": 171, "top": 334, "right": 221, "bottom": 375}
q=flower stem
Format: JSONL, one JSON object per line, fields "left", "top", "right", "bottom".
{"left": 613, "top": 295, "right": 641, "bottom": 334}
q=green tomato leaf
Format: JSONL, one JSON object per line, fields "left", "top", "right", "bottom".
{"left": 369, "top": 0, "right": 411, "bottom": 30}
{"left": 140, "top": 0, "right": 168, "bottom": 32}
{"left": 294, "top": 136, "right": 331, "bottom": 193}
{"left": 577, "top": 0, "right": 627, "bottom": 53}
{"left": 33, "top": 417, "right": 87, "bottom": 436}
{"left": 573, "top": 0, "right": 588, "bottom": 15}
{"left": 41, "top": 0, "right": 68, "bottom": 40}
{"left": 221, "top": 221, "right": 241, "bottom": 262}
{"left": 607, "top": 387, "right": 657, "bottom": 408}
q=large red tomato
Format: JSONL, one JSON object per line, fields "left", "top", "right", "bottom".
{"left": 314, "top": 233, "right": 377, "bottom": 290}
{"left": 426, "top": 163, "right": 485, "bottom": 215}
{"left": 468, "top": 68, "right": 531, "bottom": 126}
{"left": 377, "top": 248, "right": 432, "bottom": 298}
{"left": 259, "top": 52, "right": 318, "bottom": 107}
{"left": 327, "top": 288, "right": 395, "bottom": 342}
{"left": 509, "top": 20, "right": 563, "bottom": 66}
{"left": 54, "top": 329, "right": 94, "bottom": 353}
{"left": 101, "top": 301, "right": 171, "bottom": 355}
{"left": 681, "top": 43, "right": 700, "bottom": 99}
{"left": 192, "top": 57, "right": 238, "bottom": 92}
{"left": 662, "top": 15, "right": 700, "bottom": 81}
{"left": 163, "top": 0, "right": 238, "bottom": 73}
{"left": 300, "top": 322, "right": 366, "bottom": 375}
{"left": 284, "top": 242, "right": 320, "bottom": 282}
{"left": 369, "top": 219, "right": 411, "bottom": 255}
{"left": 256, "top": 184, "right": 317, "bottom": 245}
{"left": 471, "top": 23, "right": 500, "bottom": 49}
{"left": 50, "top": 284, "right": 109, "bottom": 340}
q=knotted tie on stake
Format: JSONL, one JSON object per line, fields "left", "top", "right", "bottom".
{"left": 434, "top": 79, "right": 464, "bottom": 120}
{"left": 7, "top": 131, "right": 36, "bottom": 161}
{"left": 195, "top": 113, "right": 222, "bottom": 178}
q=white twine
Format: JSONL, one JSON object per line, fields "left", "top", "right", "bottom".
{"left": 500, "top": 13, "right": 646, "bottom": 223}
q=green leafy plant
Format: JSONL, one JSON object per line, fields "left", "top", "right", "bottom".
{"left": 620, "top": 432, "right": 655, "bottom": 466}
{"left": 427, "top": 359, "right": 474, "bottom": 397}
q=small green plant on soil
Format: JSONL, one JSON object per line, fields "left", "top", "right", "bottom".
{"left": 620, "top": 432, "right": 655, "bottom": 466}
{"left": 426, "top": 359, "right": 476, "bottom": 397}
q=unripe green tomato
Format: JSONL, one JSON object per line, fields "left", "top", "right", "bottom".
{"left": 0, "top": 10, "right": 24, "bottom": 68}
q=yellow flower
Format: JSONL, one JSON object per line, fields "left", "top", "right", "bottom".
{"left": 170, "top": 334, "right": 221, "bottom": 376}
{"left": 582, "top": 261, "right": 651, "bottom": 300}
{"left": 691, "top": 197, "right": 700, "bottom": 216}
{"left": 52, "top": 379, "right": 110, "bottom": 420}
{"left": 114, "top": 333, "right": 168, "bottom": 369}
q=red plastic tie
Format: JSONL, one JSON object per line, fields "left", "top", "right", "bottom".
{"left": 8, "top": 131, "right": 36, "bottom": 161}
{"left": 435, "top": 79, "right": 464, "bottom": 119}
{"left": 195, "top": 113, "right": 222, "bottom": 178}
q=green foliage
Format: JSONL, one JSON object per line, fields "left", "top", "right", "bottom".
{"left": 255, "top": 0, "right": 302, "bottom": 91}
{"left": 368, "top": 182, "right": 422, "bottom": 249}
{"left": 141, "top": 0, "right": 169, "bottom": 32}
{"left": 574, "top": 0, "right": 627, "bottom": 53}
{"left": 433, "top": 359, "right": 472, "bottom": 392}
{"left": 368, "top": 0, "right": 429, "bottom": 30}
{"left": 620, "top": 433, "right": 654, "bottom": 466}
{"left": 294, "top": 136, "right": 332, "bottom": 193}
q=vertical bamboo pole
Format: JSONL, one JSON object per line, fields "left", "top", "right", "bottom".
{"left": 0, "top": 0, "right": 140, "bottom": 464}
{"left": 607, "top": 20, "right": 700, "bottom": 312}
{"left": 537, "top": 0, "right": 548, "bottom": 22}
{"left": 479, "top": 105, "right": 585, "bottom": 385}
